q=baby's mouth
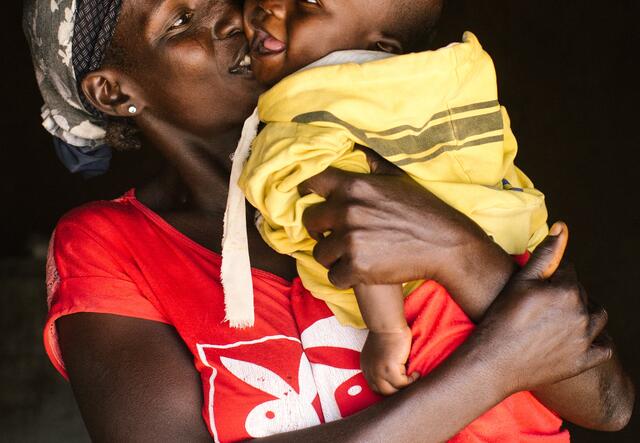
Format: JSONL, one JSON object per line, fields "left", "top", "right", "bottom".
{"left": 251, "top": 28, "right": 286, "bottom": 57}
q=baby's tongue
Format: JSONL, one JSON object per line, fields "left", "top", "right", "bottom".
{"left": 263, "top": 36, "right": 285, "bottom": 52}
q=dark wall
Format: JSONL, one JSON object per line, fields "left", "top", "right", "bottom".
{"left": 2, "top": 0, "right": 638, "bottom": 441}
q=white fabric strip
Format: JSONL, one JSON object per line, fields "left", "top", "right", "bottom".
{"left": 220, "top": 50, "right": 393, "bottom": 328}
{"left": 221, "top": 108, "right": 260, "bottom": 328}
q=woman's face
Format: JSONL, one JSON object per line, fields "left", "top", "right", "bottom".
{"left": 113, "top": 0, "right": 262, "bottom": 138}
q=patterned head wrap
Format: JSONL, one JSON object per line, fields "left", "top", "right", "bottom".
{"left": 23, "top": 0, "right": 123, "bottom": 177}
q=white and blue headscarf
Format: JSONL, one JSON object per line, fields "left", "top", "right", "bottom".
{"left": 23, "top": 0, "right": 123, "bottom": 177}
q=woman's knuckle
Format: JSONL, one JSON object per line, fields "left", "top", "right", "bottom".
{"left": 599, "top": 308, "right": 609, "bottom": 323}
{"left": 349, "top": 249, "right": 363, "bottom": 270}
{"left": 312, "top": 244, "right": 328, "bottom": 266}
{"left": 596, "top": 308, "right": 609, "bottom": 323}
{"left": 343, "top": 205, "right": 361, "bottom": 226}
{"left": 345, "top": 229, "right": 364, "bottom": 250}
{"left": 353, "top": 257, "right": 371, "bottom": 276}
{"left": 558, "top": 285, "right": 581, "bottom": 304}
{"left": 577, "top": 315, "right": 589, "bottom": 331}
{"left": 352, "top": 177, "right": 373, "bottom": 195}
{"left": 328, "top": 269, "right": 344, "bottom": 288}
{"left": 301, "top": 206, "right": 316, "bottom": 228}
{"left": 344, "top": 231, "right": 357, "bottom": 251}
{"left": 353, "top": 229, "right": 367, "bottom": 247}
{"left": 344, "top": 179, "right": 359, "bottom": 196}
{"left": 569, "top": 284, "right": 582, "bottom": 298}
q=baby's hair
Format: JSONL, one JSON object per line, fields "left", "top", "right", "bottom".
{"left": 387, "top": 0, "right": 444, "bottom": 53}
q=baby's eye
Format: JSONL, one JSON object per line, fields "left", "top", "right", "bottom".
{"left": 300, "top": 0, "right": 320, "bottom": 4}
{"left": 169, "top": 11, "right": 194, "bottom": 31}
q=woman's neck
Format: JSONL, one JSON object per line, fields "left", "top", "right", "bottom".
{"left": 136, "top": 114, "right": 243, "bottom": 215}
{"left": 133, "top": 112, "right": 298, "bottom": 281}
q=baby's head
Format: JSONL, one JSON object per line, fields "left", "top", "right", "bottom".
{"left": 244, "top": 0, "right": 444, "bottom": 86}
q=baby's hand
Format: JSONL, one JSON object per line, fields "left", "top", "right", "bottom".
{"left": 361, "top": 326, "right": 418, "bottom": 396}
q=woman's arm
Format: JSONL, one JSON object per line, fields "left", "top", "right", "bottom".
{"left": 58, "top": 314, "right": 213, "bottom": 443}
{"left": 61, "top": 313, "right": 504, "bottom": 443}
{"left": 58, "top": 238, "right": 611, "bottom": 442}
{"left": 255, "top": 239, "right": 612, "bottom": 442}
{"left": 252, "top": 337, "right": 511, "bottom": 443}
{"left": 300, "top": 166, "right": 634, "bottom": 431}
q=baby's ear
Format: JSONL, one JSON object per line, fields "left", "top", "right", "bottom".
{"left": 373, "top": 36, "right": 403, "bottom": 54}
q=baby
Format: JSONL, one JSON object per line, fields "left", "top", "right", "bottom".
{"left": 221, "top": 0, "right": 548, "bottom": 395}
{"left": 244, "top": 0, "right": 443, "bottom": 87}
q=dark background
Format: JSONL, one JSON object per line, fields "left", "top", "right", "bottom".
{"left": 1, "top": 0, "right": 639, "bottom": 441}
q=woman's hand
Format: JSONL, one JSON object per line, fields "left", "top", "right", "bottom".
{"left": 253, "top": 227, "right": 614, "bottom": 443}
{"left": 469, "top": 225, "right": 612, "bottom": 394}
{"left": 299, "top": 166, "right": 490, "bottom": 288}
{"left": 299, "top": 153, "right": 516, "bottom": 320}
{"left": 300, "top": 160, "right": 632, "bottom": 431}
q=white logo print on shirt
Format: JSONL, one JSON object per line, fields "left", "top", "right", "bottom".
{"left": 197, "top": 317, "right": 375, "bottom": 441}
{"left": 221, "top": 353, "right": 320, "bottom": 438}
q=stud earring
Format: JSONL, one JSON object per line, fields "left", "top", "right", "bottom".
{"left": 128, "top": 105, "right": 137, "bottom": 114}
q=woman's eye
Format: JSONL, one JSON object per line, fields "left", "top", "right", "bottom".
{"left": 169, "top": 11, "right": 193, "bottom": 31}
{"left": 301, "top": 0, "right": 319, "bottom": 4}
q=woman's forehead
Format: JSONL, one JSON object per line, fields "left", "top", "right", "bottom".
{"left": 118, "top": 0, "right": 220, "bottom": 42}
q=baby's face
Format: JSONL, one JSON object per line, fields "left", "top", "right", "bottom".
{"left": 244, "top": 0, "right": 386, "bottom": 86}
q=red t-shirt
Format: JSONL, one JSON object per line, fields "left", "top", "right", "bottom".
{"left": 45, "top": 190, "right": 568, "bottom": 442}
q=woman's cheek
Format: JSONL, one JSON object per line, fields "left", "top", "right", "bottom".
{"left": 165, "top": 38, "right": 215, "bottom": 79}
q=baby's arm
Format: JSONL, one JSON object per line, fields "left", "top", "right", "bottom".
{"left": 355, "top": 283, "right": 417, "bottom": 396}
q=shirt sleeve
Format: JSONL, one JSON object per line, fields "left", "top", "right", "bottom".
{"left": 513, "top": 250, "right": 531, "bottom": 267}
{"left": 44, "top": 217, "right": 170, "bottom": 380}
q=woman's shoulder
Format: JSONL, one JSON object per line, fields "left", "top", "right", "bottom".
{"left": 55, "top": 190, "right": 143, "bottom": 239}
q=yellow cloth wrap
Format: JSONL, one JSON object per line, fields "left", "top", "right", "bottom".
{"left": 239, "top": 33, "right": 548, "bottom": 328}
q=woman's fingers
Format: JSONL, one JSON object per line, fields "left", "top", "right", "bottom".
{"left": 302, "top": 202, "right": 337, "bottom": 241}
{"left": 587, "top": 306, "right": 609, "bottom": 342}
{"left": 298, "top": 167, "right": 345, "bottom": 198}
{"left": 520, "top": 221, "right": 569, "bottom": 280}
{"left": 328, "top": 257, "right": 358, "bottom": 289}
{"left": 550, "top": 260, "right": 577, "bottom": 281}
{"left": 583, "top": 343, "right": 614, "bottom": 373}
{"left": 313, "top": 232, "right": 347, "bottom": 269}
{"left": 356, "top": 146, "right": 404, "bottom": 176}
{"left": 541, "top": 222, "right": 569, "bottom": 279}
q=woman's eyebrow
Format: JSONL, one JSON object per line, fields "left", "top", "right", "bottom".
{"left": 145, "top": 0, "right": 177, "bottom": 35}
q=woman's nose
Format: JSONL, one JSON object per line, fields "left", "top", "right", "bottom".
{"left": 211, "top": 1, "right": 244, "bottom": 40}
{"left": 257, "top": 0, "right": 286, "bottom": 20}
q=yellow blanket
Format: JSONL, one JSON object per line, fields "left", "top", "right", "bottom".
{"left": 239, "top": 33, "right": 548, "bottom": 328}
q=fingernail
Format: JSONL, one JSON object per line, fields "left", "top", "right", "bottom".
{"left": 549, "top": 222, "right": 563, "bottom": 237}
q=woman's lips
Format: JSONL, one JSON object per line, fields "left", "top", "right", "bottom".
{"left": 229, "top": 42, "right": 253, "bottom": 76}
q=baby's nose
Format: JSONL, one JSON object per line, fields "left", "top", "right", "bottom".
{"left": 258, "top": 0, "right": 286, "bottom": 20}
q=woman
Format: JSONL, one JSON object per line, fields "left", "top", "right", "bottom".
{"left": 24, "top": 0, "right": 633, "bottom": 441}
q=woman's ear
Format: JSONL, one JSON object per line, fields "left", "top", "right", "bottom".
{"left": 81, "top": 69, "right": 144, "bottom": 117}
